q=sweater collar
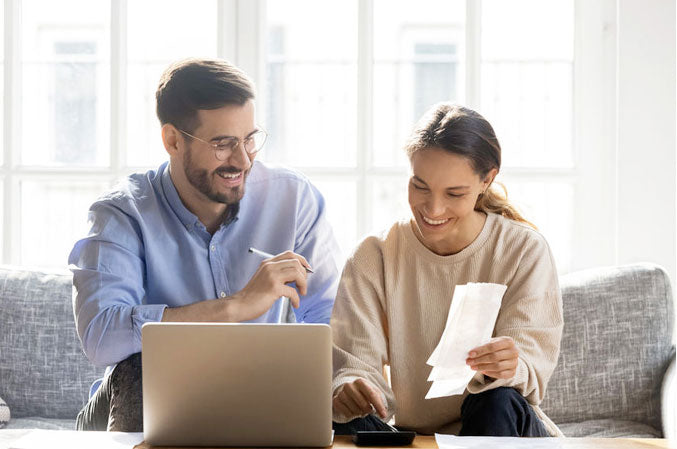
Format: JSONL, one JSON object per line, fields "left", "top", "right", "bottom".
{"left": 404, "top": 212, "right": 496, "bottom": 264}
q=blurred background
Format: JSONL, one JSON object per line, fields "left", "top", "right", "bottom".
{"left": 0, "top": 0, "right": 674, "bottom": 290}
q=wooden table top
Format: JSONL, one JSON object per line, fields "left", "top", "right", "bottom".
{"left": 133, "top": 434, "right": 675, "bottom": 449}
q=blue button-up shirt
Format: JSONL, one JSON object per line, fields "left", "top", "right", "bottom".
{"left": 69, "top": 160, "right": 340, "bottom": 368}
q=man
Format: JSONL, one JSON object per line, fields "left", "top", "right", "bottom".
{"left": 69, "top": 58, "right": 340, "bottom": 431}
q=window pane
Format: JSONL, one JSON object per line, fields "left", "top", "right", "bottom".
{"left": 306, "top": 177, "right": 357, "bottom": 263}
{"left": 481, "top": 0, "right": 574, "bottom": 168}
{"left": 262, "top": 0, "right": 358, "bottom": 168}
{"left": 20, "top": 180, "right": 109, "bottom": 267}
{"left": 369, "top": 175, "right": 411, "bottom": 236}
{"left": 126, "top": 0, "right": 217, "bottom": 168}
{"left": 501, "top": 178, "right": 574, "bottom": 273}
{"left": 21, "top": 0, "right": 110, "bottom": 166}
{"left": 373, "top": 0, "right": 466, "bottom": 168}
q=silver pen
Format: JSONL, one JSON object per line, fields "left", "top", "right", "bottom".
{"left": 248, "top": 246, "right": 311, "bottom": 323}
{"left": 247, "top": 247, "right": 314, "bottom": 273}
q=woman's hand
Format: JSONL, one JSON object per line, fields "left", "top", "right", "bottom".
{"left": 333, "top": 378, "right": 387, "bottom": 420}
{"left": 466, "top": 336, "right": 519, "bottom": 379}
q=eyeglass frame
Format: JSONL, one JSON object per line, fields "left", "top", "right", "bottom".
{"left": 177, "top": 127, "right": 268, "bottom": 161}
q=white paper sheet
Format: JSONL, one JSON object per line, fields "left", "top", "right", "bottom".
{"left": 425, "top": 283, "right": 507, "bottom": 399}
{"left": 435, "top": 433, "right": 564, "bottom": 449}
{"left": 9, "top": 430, "right": 144, "bottom": 449}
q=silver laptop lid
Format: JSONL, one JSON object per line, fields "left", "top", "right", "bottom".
{"left": 142, "top": 323, "right": 332, "bottom": 447}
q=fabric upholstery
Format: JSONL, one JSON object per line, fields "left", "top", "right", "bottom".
{"left": 3, "top": 417, "right": 75, "bottom": 430}
{"left": 540, "top": 263, "right": 675, "bottom": 435}
{"left": 558, "top": 419, "right": 663, "bottom": 438}
{"left": 0, "top": 263, "right": 674, "bottom": 435}
{"left": 0, "top": 266, "right": 100, "bottom": 419}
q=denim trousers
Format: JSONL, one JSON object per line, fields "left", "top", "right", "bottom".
{"left": 76, "top": 353, "right": 143, "bottom": 431}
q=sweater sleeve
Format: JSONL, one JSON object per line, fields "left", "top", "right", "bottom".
{"left": 330, "top": 238, "right": 396, "bottom": 423}
{"left": 466, "top": 231, "right": 564, "bottom": 405}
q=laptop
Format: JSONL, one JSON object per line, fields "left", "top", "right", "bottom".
{"left": 142, "top": 322, "right": 333, "bottom": 447}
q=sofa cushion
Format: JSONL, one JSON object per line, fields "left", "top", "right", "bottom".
{"left": 0, "top": 266, "right": 101, "bottom": 419}
{"left": 540, "top": 263, "right": 674, "bottom": 434}
{"left": 3, "top": 417, "right": 74, "bottom": 430}
{"left": 558, "top": 419, "right": 662, "bottom": 438}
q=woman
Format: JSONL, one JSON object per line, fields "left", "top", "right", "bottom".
{"left": 331, "top": 103, "right": 563, "bottom": 437}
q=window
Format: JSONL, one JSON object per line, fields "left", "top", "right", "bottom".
{"left": 21, "top": 0, "right": 109, "bottom": 167}
{"left": 52, "top": 40, "right": 98, "bottom": 165}
{"left": 126, "top": 0, "right": 217, "bottom": 167}
{"left": 2, "top": 0, "right": 579, "bottom": 273}
{"left": 261, "top": 0, "right": 575, "bottom": 271}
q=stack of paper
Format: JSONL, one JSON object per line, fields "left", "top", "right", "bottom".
{"left": 426, "top": 283, "right": 507, "bottom": 399}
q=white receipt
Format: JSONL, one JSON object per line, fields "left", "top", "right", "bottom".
{"left": 425, "top": 283, "right": 507, "bottom": 399}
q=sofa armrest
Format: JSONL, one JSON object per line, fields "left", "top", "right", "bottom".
{"left": 662, "top": 349, "right": 676, "bottom": 439}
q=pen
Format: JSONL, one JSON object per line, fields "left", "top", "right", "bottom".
{"left": 248, "top": 247, "right": 314, "bottom": 273}
{"left": 369, "top": 407, "right": 398, "bottom": 432}
{"left": 384, "top": 421, "right": 399, "bottom": 432}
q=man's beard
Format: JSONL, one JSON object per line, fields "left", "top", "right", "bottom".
{"left": 183, "top": 145, "right": 248, "bottom": 207}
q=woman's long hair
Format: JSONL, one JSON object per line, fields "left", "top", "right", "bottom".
{"left": 404, "top": 103, "right": 535, "bottom": 229}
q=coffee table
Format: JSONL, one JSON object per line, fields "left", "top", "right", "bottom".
{"left": 134, "top": 435, "right": 673, "bottom": 449}
{"left": 0, "top": 431, "right": 672, "bottom": 449}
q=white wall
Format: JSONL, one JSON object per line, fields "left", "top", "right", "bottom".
{"left": 616, "top": 0, "right": 676, "bottom": 289}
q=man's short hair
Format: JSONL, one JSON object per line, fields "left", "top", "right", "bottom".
{"left": 156, "top": 58, "right": 256, "bottom": 133}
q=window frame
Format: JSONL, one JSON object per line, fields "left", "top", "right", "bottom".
{"left": 0, "top": 0, "right": 615, "bottom": 274}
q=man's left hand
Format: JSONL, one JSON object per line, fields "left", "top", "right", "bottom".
{"left": 466, "top": 336, "right": 519, "bottom": 379}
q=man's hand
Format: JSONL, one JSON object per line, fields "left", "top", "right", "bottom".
{"left": 228, "top": 250, "right": 312, "bottom": 322}
{"left": 466, "top": 336, "right": 519, "bottom": 379}
{"left": 161, "top": 250, "right": 311, "bottom": 323}
{"left": 333, "top": 378, "right": 387, "bottom": 420}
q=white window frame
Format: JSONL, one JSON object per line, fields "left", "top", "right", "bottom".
{"left": 0, "top": 0, "right": 638, "bottom": 278}
{"left": 247, "top": 0, "right": 600, "bottom": 273}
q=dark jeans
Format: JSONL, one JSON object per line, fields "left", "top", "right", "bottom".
{"left": 333, "top": 387, "right": 548, "bottom": 437}
{"left": 460, "top": 387, "right": 548, "bottom": 436}
{"left": 76, "top": 353, "right": 144, "bottom": 431}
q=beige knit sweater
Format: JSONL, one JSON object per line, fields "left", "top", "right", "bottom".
{"left": 331, "top": 213, "right": 564, "bottom": 436}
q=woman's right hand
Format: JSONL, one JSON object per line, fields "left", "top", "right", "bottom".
{"left": 333, "top": 378, "right": 388, "bottom": 420}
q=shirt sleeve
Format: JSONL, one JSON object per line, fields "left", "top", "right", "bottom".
{"left": 330, "top": 238, "right": 396, "bottom": 423}
{"left": 69, "top": 203, "right": 166, "bottom": 367}
{"left": 466, "top": 232, "right": 564, "bottom": 405}
{"left": 292, "top": 180, "right": 340, "bottom": 324}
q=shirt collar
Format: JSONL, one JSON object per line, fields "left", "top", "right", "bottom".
{"left": 160, "top": 162, "right": 202, "bottom": 229}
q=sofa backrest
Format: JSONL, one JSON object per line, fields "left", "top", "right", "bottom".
{"left": 540, "top": 263, "right": 675, "bottom": 432}
{"left": 0, "top": 266, "right": 100, "bottom": 419}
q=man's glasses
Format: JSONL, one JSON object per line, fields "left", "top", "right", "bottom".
{"left": 178, "top": 128, "right": 267, "bottom": 161}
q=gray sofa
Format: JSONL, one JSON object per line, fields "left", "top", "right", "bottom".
{"left": 0, "top": 263, "right": 674, "bottom": 437}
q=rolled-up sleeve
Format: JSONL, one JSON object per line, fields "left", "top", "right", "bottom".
{"left": 69, "top": 204, "right": 165, "bottom": 367}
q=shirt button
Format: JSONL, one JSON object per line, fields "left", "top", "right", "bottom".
{"left": 220, "top": 291, "right": 226, "bottom": 298}
{"left": 210, "top": 245, "right": 216, "bottom": 251}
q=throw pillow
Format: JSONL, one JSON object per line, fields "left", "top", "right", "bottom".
{"left": 0, "top": 396, "right": 9, "bottom": 428}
